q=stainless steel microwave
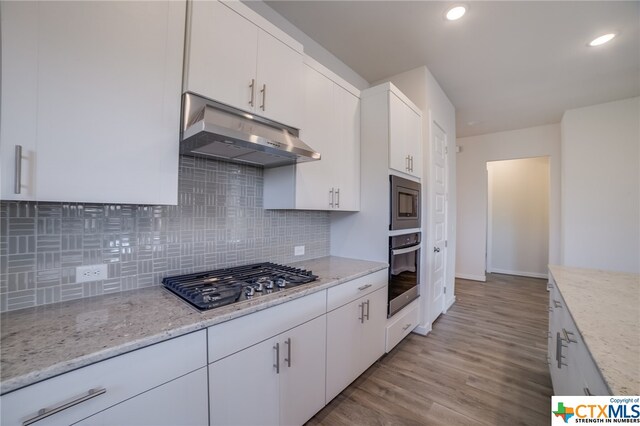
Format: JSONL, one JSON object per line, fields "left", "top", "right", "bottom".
{"left": 390, "top": 175, "right": 421, "bottom": 230}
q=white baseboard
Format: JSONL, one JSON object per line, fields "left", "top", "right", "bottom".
{"left": 489, "top": 268, "right": 548, "bottom": 279}
{"left": 412, "top": 323, "right": 431, "bottom": 336}
{"left": 455, "top": 273, "right": 486, "bottom": 282}
{"left": 444, "top": 297, "right": 456, "bottom": 312}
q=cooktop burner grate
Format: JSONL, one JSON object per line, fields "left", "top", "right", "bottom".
{"left": 162, "top": 262, "right": 318, "bottom": 311}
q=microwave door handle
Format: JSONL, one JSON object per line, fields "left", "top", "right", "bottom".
{"left": 391, "top": 244, "right": 421, "bottom": 256}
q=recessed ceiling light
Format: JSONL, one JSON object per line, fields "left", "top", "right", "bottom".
{"left": 589, "top": 33, "right": 616, "bottom": 47}
{"left": 445, "top": 5, "right": 467, "bottom": 21}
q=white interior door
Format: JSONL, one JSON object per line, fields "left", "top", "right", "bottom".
{"left": 429, "top": 122, "right": 448, "bottom": 324}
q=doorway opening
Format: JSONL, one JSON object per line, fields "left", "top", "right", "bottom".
{"left": 486, "top": 157, "right": 550, "bottom": 279}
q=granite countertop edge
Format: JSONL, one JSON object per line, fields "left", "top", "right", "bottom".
{"left": 548, "top": 264, "right": 640, "bottom": 395}
{"left": 1, "top": 257, "right": 388, "bottom": 395}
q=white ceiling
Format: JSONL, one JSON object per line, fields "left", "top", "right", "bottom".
{"left": 265, "top": 1, "right": 640, "bottom": 138}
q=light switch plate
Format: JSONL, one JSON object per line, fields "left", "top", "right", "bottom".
{"left": 294, "top": 245, "right": 305, "bottom": 256}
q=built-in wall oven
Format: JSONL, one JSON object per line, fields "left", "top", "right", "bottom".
{"left": 390, "top": 175, "right": 421, "bottom": 230}
{"left": 388, "top": 232, "right": 421, "bottom": 317}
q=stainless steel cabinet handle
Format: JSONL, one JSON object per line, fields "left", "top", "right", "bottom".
{"left": 584, "top": 387, "right": 593, "bottom": 396}
{"left": 22, "top": 388, "right": 106, "bottom": 426}
{"left": 260, "top": 84, "right": 266, "bottom": 111}
{"left": 284, "top": 337, "right": 292, "bottom": 368}
{"left": 409, "top": 155, "right": 413, "bottom": 172}
{"left": 329, "top": 188, "right": 334, "bottom": 208}
{"left": 364, "top": 300, "right": 370, "bottom": 320}
{"left": 249, "top": 79, "right": 255, "bottom": 107}
{"left": 358, "top": 302, "right": 364, "bottom": 323}
{"left": 562, "top": 328, "right": 578, "bottom": 343}
{"left": 553, "top": 299, "right": 562, "bottom": 308}
{"left": 556, "top": 332, "right": 568, "bottom": 368}
{"left": 335, "top": 188, "right": 340, "bottom": 208}
{"left": 406, "top": 155, "right": 410, "bottom": 171}
{"left": 358, "top": 284, "right": 372, "bottom": 291}
{"left": 402, "top": 323, "right": 412, "bottom": 331}
{"left": 273, "top": 342, "right": 280, "bottom": 374}
{"left": 14, "top": 145, "right": 22, "bottom": 194}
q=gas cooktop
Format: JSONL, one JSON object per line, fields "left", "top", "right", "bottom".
{"left": 162, "top": 262, "right": 318, "bottom": 311}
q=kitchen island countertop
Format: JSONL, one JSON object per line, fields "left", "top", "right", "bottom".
{"left": 548, "top": 265, "right": 640, "bottom": 395}
{"left": 0, "top": 256, "right": 387, "bottom": 395}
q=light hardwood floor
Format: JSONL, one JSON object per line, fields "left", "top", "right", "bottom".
{"left": 307, "top": 274, "right": 553, "bottom": 426}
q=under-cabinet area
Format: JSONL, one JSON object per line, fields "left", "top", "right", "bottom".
{"left": 0, "top": 258, "right": 389, "bottom": 426}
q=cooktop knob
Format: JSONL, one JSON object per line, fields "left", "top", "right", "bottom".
{"left": 264, "top": 280, "right": 274, "bottom": 290}
{"left": 254, "top": 282, "right": 264, "bottom": 292}
{"left": 245, "top": 286, "right": 255, "bottom": 297}
{"left": 276, "top": 278, "right": 288, "bottom": 288}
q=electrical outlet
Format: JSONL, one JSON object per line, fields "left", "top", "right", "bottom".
{"left": 294, "top": 245, "right": 305, "bottom": 256}
{"left": 76, "top": 264, "right": 108, "bottom": 283}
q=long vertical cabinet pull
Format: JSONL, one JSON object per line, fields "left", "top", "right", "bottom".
{"left": 260, "top": 84, "right": 266, "bottom": 111}
{"left": 358, "top": 302, "right": 364, "bottom": 323}
{"left": 273, "top": 342, "right": 280, "bottom": 374}
{"left": 14, "top": 145, "right": 22, "bottom": 194}
{"left": 329, "top": 188, "right": 334, "bottom": 208}
{"left": 284, "top": 338, "right": 292, "bottom": 367}
{"left": 249, "top": 79, "right": 255, "bottom": 107}
{"left": 405, "top": 155, "right": 410, "bottom": 172}
{"left": 335, "top": 188, "right": 340, "bottom": 208}
{"left": 364, "top": 300, "right": 370, "bottom": 321}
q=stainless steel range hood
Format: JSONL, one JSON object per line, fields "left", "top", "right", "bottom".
{"left": 180, "top": 93, "right": 320, "bottom": 167}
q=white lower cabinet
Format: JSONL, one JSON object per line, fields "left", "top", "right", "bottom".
{"left": 208, "top": 291, "right": 327, "bottom": 426}
{"left": 548, "top": 277, "right": 610, "bottom": 396}
{"left": 0, "top": 331, "right": 207, "bottom": 426}
{"left": 326, "top": 283, "right": 387, "bottom": 403}
{"left": 76, "top": 368, "right": 208, "bottom": 426}
{"left": 385, "top": 299, "right": 419, "bottom": 353}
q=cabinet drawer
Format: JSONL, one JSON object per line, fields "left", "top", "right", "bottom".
{"left": 0, "top": 330, "right": 207, "bottom": 426}
{"left": 327, "top": 269, "right": 387, "bottom": 312}
{"left": 208, "top": 290, "right": 326, "bottom": 363}
{"left": 385, "top": 299, "right": 419, "bottom": 352}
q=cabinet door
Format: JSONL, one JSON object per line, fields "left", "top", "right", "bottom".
{"left": 76, "top": 368, "right": 208, "bottom": 426}
{"left": 3, "top": 1, "right": 185, "bottom": 205}
{"left": 209, "top": 337, "right": 279, "bottom": 426}
{"left": 187, "top": 0, "right": 258, "bottom": 112}
{"left": 279, "top": 316, "right": 327, "bottom": 426}
{"left": 388, "top": 92, "right": 409, "bottom": 174}
{"left": 406, "top": 108, "right": 423, "bottom": 178}
{"left": 295, "top": 64, "right": 334, "bottom": 210}
{"left": 326, "top": 297, "right": 364, "bottom": 403}
{"left": 334, "top": 86, "right": 361, "bottom": 211}
{"left": 256, "top": 30, "right": 303, "bottom": 129}
{"left": 359, "top": 287, "right": 387, "bottom": 373}
{"left": 0, "top": 1, "right": 39, "bottom": 200}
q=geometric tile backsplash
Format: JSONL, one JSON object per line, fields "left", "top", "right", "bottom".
{"left": 0, "top": 156, "right": 330, "bottom": 312}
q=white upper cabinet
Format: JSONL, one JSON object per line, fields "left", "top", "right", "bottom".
{"left": 0, "top": 1, "right": 185, "bottom": 204}
{"left": 185, "top": 0, "right": 303, "bottom": 129}
{"left": 389, "top": 90, "right": 423, "bottom": 179}
{"left": 263, "top": 58, "right": 361, "bottom": 211}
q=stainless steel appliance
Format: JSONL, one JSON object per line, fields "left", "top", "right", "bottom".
{"left": 180, "top": 92, "right": 321, "bottom": 167}
{"left": 390, "top": 175, "right": 421, "bottom": 230}
{"left": 162, "top": 262, "right": 318, "bottom": 310}
{"left": 388, "top": 232, "right": 420, "bottom": 317}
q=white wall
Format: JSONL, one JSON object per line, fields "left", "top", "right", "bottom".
{"left": 561, "top": 97, "right": 640, "bottom": 273}
{"left": 242, "top": 1, "right": 369, "bottom": 91}
{"left": 377, "top": 66, "right": 457, "bottom": 332}
{"left": 487, "top": 157, "right": 549, "bottom": 278}
{"left": 456, "top": 124, "right": 561, "bottom": 281}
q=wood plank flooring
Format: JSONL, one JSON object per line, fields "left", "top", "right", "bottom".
{"left": 306, "top": 273, "right": 553, "bottom": 426}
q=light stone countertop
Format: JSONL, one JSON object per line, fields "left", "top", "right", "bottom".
{"left": 548, "top": 265, "right": 640, "bottom": 395}
{"left": 0, "top": 256, "right": 388, "bottom": 395}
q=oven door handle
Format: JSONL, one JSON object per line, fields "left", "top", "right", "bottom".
{"left": 391, "top": 244, "right": 421, "bottom": 256}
